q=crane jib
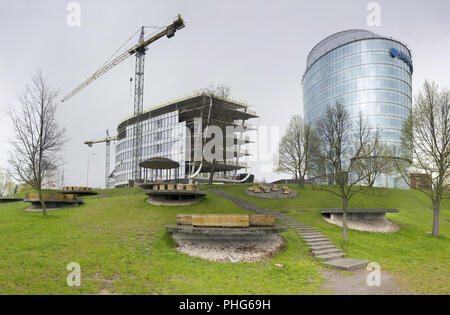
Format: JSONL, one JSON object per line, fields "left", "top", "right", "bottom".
{"left": 61, "top": 14, "right": 185, "bottom": 103}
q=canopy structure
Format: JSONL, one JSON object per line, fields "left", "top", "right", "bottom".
{"left": 139, "top": 157, "right": 180, "bottom": 170}
{"left": 139, "top": 157, "right": 181, "bottom": 183}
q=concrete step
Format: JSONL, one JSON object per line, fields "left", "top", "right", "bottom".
{"left": 306, "top": 241, "right": 334, "bottom": 247}
{"left": 306, "top": 240, "right": 329, "bottom": 245}
{"left": 300, "top": 234, "right": 326, "bottom": 240}
{"left": 312, "top": 248, "right": 342, "bottom": 256}
{"left": 302, "top": 235, "right": 324, "bottom": 239}
{"left": 309, "top": 244, "right": 336, "bottom": 251}
{"left": 302, "top": 233, "right": 324, "bottom": 238}
{"left": 300, "top": 231, "right": 321, "bottom": 235}
{"left": 323, "top": 258, "right": 369, "bottom": 271}
{"left": 315, "top": 252, "right": 344, "bottom": 261}
{"left": 303, "top": 236, "right": 328, "bottom": 241}
{"left": 304, "top": 238, "right": 328, "bottom": 242}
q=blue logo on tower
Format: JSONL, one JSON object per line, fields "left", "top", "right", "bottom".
{"left": 390, "top": 48, "right": 413, "bottom": 74}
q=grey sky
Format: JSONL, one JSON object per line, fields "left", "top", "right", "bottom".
{"left": 0, "top": 0, "right": 449, "bottom": 187}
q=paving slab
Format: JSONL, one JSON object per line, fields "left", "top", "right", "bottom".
{"left": 306, "top": 241, "right": 330, "bottom": 247}
{"left": 313, "top": 248, "right": 342, "bottom": 255}
{"left": 307, "top": 241, "right": 334, "bottom": 247}
{"left": 303, "top": 236, "right": 328, "bottom": 241}
{"left": 315, "top": 252, "right": 344, "bottom": 260}
{"left": 302, "top": 236, "right": 325, "bottom": 240}
{"left": 309, "top": 244, "right": 337, "bottom": 251}
{"left": 323, "top": 258, "right": 369, "bottom": 271}
{"left": 300, "top": 232, "right": 323, "bottom": 236}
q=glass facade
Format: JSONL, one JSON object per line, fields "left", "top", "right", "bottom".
{"left": 302, "top": 30, "right": 412, "bottom": 188}
{"left": 114, "top": 110, "right": 186, "bottom": 186}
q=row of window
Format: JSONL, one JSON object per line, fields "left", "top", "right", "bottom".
{"left": 333, "top": 103, "right": 410, "bottom": 119}
{"left": 304, "top": 51, "right": 412, "bottom": 93}
{"left": 305, "top": 78, "right": 411, "bottom": 110}
{"left": 304, "top": 64, "right": 411, "bottom": 102}
{"left": 141, "top": 113, "right": 179, "bottom": 133}
{"left": 305, "top": 39, "right": 411, "bottom": 86}
{"left": 116, "top": 141, "right": 185, "bottom": 165}
{"left": 305, "top": 88, "right": 411, "bottom": 117}
{"left": 116, "top": 123, "right": 185, "bottom": 153}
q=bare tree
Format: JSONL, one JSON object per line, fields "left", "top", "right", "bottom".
{"left": 276, "top": 115, "right": 321, "bottom": 187}
{"left": 395, "top": 81, "right": 450, "bottom": 236}
{"left": 8, "top": 70, "right": 67, "bottom": 215}
{"left": 315, "top": 103, "right": 379, "bottom": 240}
{"left": 359, "top": 137, "right": 395, "bottom": 187}
{"left": 198, "top": 84, "right": 231, "bottom": 184}
{"left": 199, "top": 84, "right": 231, "bottom": 100}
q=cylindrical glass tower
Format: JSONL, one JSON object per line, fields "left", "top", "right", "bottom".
{"left": 302, "top": 29, "right": 412, "bottom": 188}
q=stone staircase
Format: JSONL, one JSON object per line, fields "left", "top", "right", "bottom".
{"left": 208, "top": 189, "right": 369, "bottom": 271}
{"left": 273, "top": 215, "right": 368, "bottom": 270}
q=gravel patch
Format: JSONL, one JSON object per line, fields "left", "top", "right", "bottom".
{"left": 323, "top": 216, "right": 399, "bottom": 233}
{"left": 172, "top": 234, "right": 286, "bottom": 263}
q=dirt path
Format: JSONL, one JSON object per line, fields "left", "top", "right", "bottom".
{"left": 321, "top": 269, "right": 404, "bottom": 295}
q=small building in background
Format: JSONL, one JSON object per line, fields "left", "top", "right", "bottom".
{"left": 410, "top": 173, "right": 432, "bottom": 190}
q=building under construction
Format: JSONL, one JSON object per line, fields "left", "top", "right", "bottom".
{"left": 114, "top": 93, "right": 258, "bottom": 187}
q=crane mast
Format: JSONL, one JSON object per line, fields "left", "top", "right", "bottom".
{"left": 105, "top": 130, "right": 112, "bottom": 189}
{"left": 84, "top": 130, "right": 117, "bottom": 188}
{"left": 61, "top": 15, "right": 185, "bottom": 186}
{"left": 132, "top": 28, "right": 146, "bottom": 182}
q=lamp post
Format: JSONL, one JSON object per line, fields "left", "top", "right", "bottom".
{"left": 86, "top": 153, "right": 96, "bottom": 187}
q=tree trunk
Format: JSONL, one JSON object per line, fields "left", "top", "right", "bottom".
{"left": 368, "top": 176, "right": 375, "bottom": 187}
{"left": 38, "top": 188, "right": 46, "bottom": 216}
{"left": 342, "top": 198, "right": 348, "bottom": 240}
{"left": 298, "top": 174, "right": 304, "bottom": 188}
{"left": 208, "top": 163, "right": 215, "bottom": 185}
{"left": 432, "top": 199, "right": 440, "bottom": 236}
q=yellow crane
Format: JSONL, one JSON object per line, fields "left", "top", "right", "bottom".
{"left": 63, "top": 14, "right": 185, "bottom": 185}
{"left": 84, "top": 130, "right": 117, "bottom": 188}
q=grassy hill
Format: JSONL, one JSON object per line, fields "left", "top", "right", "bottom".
{"left": 0, "top": 189, "right": 325, "bottom": 295}
{"left": 0, "top": 184, "right": 448, "bottom": 294}
{"left": 214, "top": 184, "right": 450, "bottom": 294}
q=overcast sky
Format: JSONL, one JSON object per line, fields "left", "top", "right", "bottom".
{"left": 0, "top": 0, "right": 449, "bottom": 187}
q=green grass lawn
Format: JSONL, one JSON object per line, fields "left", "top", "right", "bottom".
{"left": 9, "top": 186, "right": 144, "bottom": 198}
{"left": 215, "top": 184, "right": 450, "bottom": 294}
{"left": 0, "top": 189, "right": 326, "bottom": 295}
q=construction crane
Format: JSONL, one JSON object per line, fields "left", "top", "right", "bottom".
{"left": 62, "top": 14, "right": 185, "bottom": 185}
{"left": 84, "top": 130, "right": 117, "bottom": 188}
